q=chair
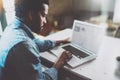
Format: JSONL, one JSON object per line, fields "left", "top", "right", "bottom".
{"left": 115, "top": 26, "right": 120, "bottom": 38}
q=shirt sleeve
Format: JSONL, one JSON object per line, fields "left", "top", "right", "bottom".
{"left": 4, "top": 41, "right": 58, "bottom": 80}
{"left": 33, "top": 38, "right": 56, "bottom": 52}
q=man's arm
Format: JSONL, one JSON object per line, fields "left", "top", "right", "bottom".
{"left": 34, "top": 38, "right": 56, "bottom": 52}
{"left": 34, "top": 38, "right": 70, "bottom": 52}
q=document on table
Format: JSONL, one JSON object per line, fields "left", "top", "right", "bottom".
{"left": 45, "top": 28, "right": 72, "bottom": 41}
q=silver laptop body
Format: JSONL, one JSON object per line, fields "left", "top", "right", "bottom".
{"left": 50, "top": 20, "right": 106, "bottom": 68}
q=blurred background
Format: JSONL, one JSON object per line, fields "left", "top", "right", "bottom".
{"left": 0, "top": 0, "right": 120, "bottom": 37}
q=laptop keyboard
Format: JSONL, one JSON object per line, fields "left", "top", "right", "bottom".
{"left": 62, "top": 45, "right": 89, "bottom": 58}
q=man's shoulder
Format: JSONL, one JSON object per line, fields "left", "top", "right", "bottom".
{"left": 0, "top": 24, "right": 28, "bottom": 52}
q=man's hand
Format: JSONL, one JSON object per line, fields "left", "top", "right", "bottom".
{"left": 53, "top": 51, "right": 72, "bottom": 70}
{"left": 55, "top": 38, "right": 70, "bottom": 46}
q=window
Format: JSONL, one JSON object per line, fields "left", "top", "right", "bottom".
{"left": 3, "top": 0, "right": 15, "bottom": 24}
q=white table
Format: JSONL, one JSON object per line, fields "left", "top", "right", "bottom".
{"left": 70, "top": 36, "right": 120, "bottom": 80}
{"left": 40, "top": 29, "right": 120, "bottom": 80}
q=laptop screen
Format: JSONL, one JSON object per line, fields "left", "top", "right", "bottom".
{"left": 71, "top": 20, "right": 106, "bottom": 54}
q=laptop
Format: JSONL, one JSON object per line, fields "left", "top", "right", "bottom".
{"left": 50, "top": 20, "right": 106, "bottom": 68}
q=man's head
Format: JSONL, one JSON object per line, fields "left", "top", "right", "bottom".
{"left": 15, "top": 0, "right": 49, "bottom": 34}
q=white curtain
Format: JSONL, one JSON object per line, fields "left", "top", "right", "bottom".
{"left": 113, "top": 0, "right": 120, "bottom": 24}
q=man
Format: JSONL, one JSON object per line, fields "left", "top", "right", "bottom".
{"left": 0, "top": 0, "right": 72, "bottom": 80}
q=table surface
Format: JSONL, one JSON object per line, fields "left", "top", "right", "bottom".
{"left": 40, "top": 29, "right": 120, "bottom": 80}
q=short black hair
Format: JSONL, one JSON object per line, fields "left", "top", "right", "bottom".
{"left": 14, "top": 0, "right": 49, "bottom": 34}
{"left": 15, "top": 0, "right": 49, "bottom": 18}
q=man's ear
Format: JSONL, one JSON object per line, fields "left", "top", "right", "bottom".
{"left": 29, "top": 11, "right": 33, "bottom": 21}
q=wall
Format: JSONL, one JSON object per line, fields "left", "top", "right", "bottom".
{"left": 48, "top": 0, "right": 116, "bottom": 29}
{"left": 49, "top": 0, "right": 73, "bottom": 16}
{"left": 48, "top": 0, "right": 115, "bottom": 17}
{"left": 74, "top": 0, "right": 115, "bottom": 12}
{"left": 48, "top": 0, "right": 73, "bottom": 22}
